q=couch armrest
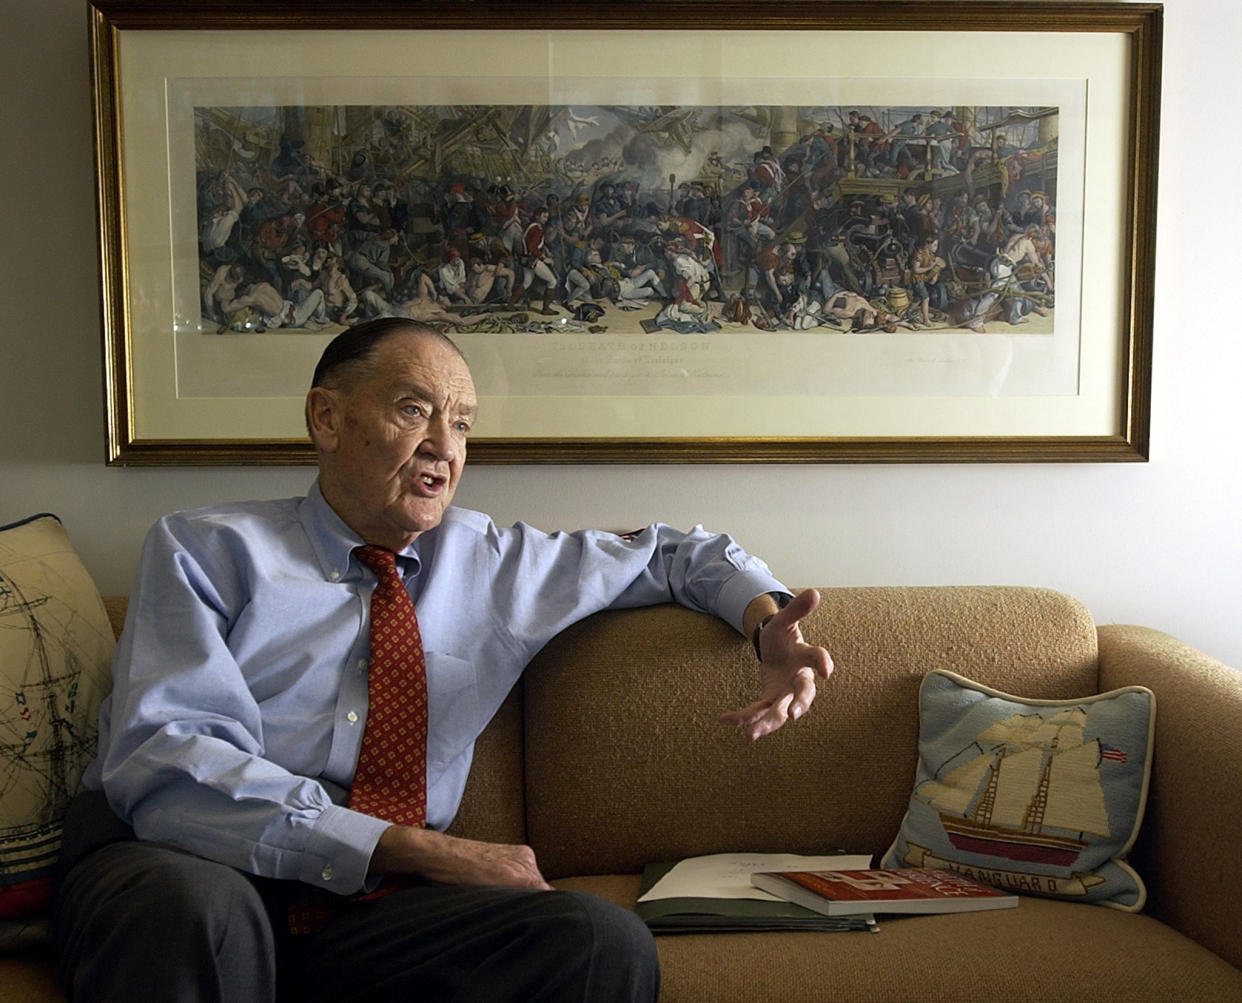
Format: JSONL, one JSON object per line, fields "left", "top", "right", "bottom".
{"left": 1097, "top": 625, "right": 1242, "bottom": 971}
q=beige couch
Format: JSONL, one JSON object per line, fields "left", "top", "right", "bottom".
{"left": 4, "top": 587, "right": 1241, "bottom": 1001}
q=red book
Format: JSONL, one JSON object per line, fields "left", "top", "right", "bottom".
{"left": 750, "top": 868, "right": 1019, "bottom": 917}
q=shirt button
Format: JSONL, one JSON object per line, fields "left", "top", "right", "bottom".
{"left": 347, "top": 711, "right": 359, "bottom": 724}
{"left": 358, "top": 659, "right": 368, "bottom": 672}
{"left": 329, "top": 570, "right": 341, "bottom": 582}
{"left": 321, "top": 865, "right": 334, "bottom": 882}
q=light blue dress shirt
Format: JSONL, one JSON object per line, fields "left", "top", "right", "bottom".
{"left": 85, "top": 480, "right": 788, "bottom": 896}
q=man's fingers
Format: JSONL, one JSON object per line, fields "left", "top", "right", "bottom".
{"left": 718, "top": 701, "right": 766, "bottom": 728}
{"left": 779, "top": 587, "right": 820, "bottom": 625}
{"left": 805, "top": 643, "right": 835, "bottom": 679}
{"left": 787, "top": 669, "right": 819, "bottom": 718}
{"left": 719, "top": 692, "right": 799, "bottom": 740}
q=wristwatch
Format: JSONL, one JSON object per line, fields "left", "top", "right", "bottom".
{"left": 751, "top": 592, "right": 792, "bottom": 660}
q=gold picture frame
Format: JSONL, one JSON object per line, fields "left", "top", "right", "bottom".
{"left": 90, "top": 1, "right": 1161, "bottom": 465}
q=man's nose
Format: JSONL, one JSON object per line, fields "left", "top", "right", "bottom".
{"left": 419, "top": 417, "right": 457, "bottom": 460}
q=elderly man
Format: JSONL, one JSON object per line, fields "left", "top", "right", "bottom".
{"left": 55, "top": 318, "right": 832, "bottom": 1002}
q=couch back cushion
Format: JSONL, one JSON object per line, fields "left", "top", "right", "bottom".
{"left": 521, "top": 586, "right": 1099, "bottom": 879}
{"left": 443, "top": 687, "right": 526, "bottom": 846}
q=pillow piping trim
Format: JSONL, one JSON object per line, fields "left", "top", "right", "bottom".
{"left": 0, "top": 512, "right": 61, "bottom": 534}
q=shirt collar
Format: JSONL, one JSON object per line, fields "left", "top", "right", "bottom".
{"left": 298, "top": 478, "right": 425, "bottom": 582}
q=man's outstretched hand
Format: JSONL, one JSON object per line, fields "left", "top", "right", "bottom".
{"left": 720, "top": 588, "right": 833, "bottom": 741}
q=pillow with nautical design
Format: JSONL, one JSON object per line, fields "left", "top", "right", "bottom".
{"left": 0, "top": 514, "right": 114, "bottom": 925}
{"left": 882, "top": 669, "right": 1155, "bottom": 911}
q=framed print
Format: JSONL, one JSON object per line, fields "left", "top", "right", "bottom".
{"left": 90, "top": 1, "right": 1161, "bottom": 465}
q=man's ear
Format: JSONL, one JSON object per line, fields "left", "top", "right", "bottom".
{"left": 306, "top": 386, "right": 342, "bottom": 453}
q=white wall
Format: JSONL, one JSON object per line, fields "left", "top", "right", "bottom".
{"left": 3, "top": 0, "right": 1239, "bottom": 667}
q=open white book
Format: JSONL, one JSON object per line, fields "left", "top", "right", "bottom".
{"left": 638, "top": 851, "right": 873, "bottom": 903}
{"left": 635, "top": 851, "right": 879, "bottom": 932}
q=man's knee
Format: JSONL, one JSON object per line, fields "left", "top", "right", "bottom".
{"left": 67, "top": 842, "right": 256, "bottom": 929}
{"left": 544, "top": 891, "right": 660, "bottom": 1002}
{"left": 57, "top": 842, "right": 277, "bottom": 1002}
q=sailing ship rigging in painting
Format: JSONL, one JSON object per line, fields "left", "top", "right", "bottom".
{"left": 916, "top": 707, "right": 1116, "bottom": 869}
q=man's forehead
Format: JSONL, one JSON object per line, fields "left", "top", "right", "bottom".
{"left": 379, "top": 331, "right": 474, "bottom": 389}
{"left": 381, "top": 327, "right": 467, "bottom": 364}
{"left": 389, "top": 367, "right": 478, "bottom": 412}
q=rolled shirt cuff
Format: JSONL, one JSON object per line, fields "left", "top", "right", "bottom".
{"left": 716, "top": 570, "right": 792, "bottom": 635}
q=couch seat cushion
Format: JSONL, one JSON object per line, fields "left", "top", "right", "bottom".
{"left": 0, "top": 957, "right": 62, "bottom": 1003}
{"left": 552, "top": 874, "right": 1242, "bottom": 1002}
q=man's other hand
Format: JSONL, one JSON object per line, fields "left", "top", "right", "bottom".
{"left": 370, "top": 826, "right": 553, "bottom": 890}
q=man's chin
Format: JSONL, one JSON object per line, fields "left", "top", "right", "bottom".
{"left": 398, "top": 499, "right": 450, "bottom": 536}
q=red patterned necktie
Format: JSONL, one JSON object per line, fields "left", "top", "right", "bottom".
{"left": 288, "top": 545, "right": 427, "bottom": 936}
{"left": 349, "top": 544, "right": 429, "bottom": 828}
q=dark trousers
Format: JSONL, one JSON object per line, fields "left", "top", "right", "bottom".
{"left": 54, "top": 792, "right": 659, "bottom": 1003}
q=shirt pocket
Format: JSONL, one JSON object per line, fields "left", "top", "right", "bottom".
{"left": 424, "top": 651, "right": 480, "bottom": 774}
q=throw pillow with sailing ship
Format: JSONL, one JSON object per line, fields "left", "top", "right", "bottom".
{"left": 884, "top": 670, "right": 1155, "bottom": 911}
{"left": 0, "top": 515, "right": 114, "bottom": 924}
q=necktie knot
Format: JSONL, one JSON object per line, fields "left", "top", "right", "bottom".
{"left": 356, "top": 545, "right": 406, "bottom": 598}
{"left": 355, "top": 543, "right": 398, "bottom": 576}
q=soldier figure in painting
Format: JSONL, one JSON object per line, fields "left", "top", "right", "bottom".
{"left": 507, "top": 206, "right": 559, "bottom": 316}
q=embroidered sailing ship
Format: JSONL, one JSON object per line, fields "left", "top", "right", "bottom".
{"left": 916, "top": 707, "right": 1114, "bottom": 869}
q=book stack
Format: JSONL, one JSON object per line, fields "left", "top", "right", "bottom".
{"left": 635, "top": 852, "right": 879, "bottom": 933}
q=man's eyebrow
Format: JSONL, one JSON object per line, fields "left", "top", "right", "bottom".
{"left": 397, "top": 382, "right": 478, "bottom": 420}
{"left": 396, "top": 382, "right": 435, "bottom": 405}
